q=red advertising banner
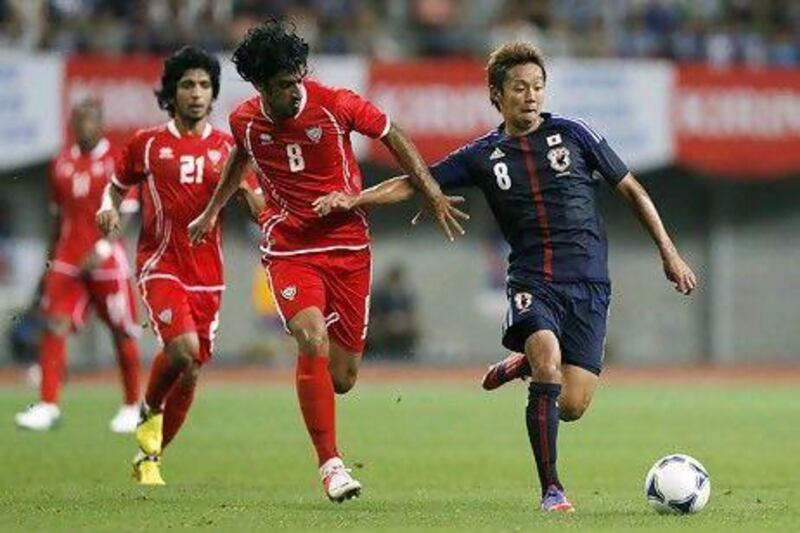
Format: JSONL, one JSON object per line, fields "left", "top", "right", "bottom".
{"left": 675, "top": 65, "right": 800, "bottom": 179}
{"left": 366, "top": 60, "right": 498, "bottom": 166}
{"left": 63, "top": 56, "right": 163, "bottom": 149}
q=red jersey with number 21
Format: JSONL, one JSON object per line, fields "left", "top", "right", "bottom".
{"left": 113, "top": 121, "right": 232, "bottom": 290}
{"left": 229, "top": 80, "right": 390, "bottom": 256}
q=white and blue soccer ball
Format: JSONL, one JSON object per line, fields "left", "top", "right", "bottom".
{"left": 645, "top": 454, "right": 711, "bottom": 514}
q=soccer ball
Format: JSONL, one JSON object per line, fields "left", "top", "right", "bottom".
{"left": 645, "top": 454, "right": 711, "bottom": 514}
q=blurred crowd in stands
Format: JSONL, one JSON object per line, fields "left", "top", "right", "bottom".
{"left": 2, "top": 0, "right": 800, "bottom": 65}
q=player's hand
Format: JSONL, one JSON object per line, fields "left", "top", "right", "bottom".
{"left": 96, "top": 208, "right": 120, "bottom": 237}
{"left": 411, "top": 194, "right": 469, "bottom": 240}
{"left": 188, "top": 211, "right": 217, "bottom": 245}
{"left": 662, "top": 251, "right": 697, "bottom": 295}
{"left": 313, "top": 191, "right": 358, "bottom": 217}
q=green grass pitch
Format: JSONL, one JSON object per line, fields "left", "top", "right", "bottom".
{"left": 1, "top": 378, "right": 797, "bottom": 531}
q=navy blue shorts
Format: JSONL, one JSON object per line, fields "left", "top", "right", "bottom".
{"left": 501, "top": 280, "right": 611, "bottom": 375}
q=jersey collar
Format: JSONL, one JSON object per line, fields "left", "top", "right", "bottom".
{"left": 167, "top": 119, "right": 212, "bottom": 139}
{"left": 259, "top": 83, "right": 308, "bottom": 123}
{"left": 70, "top": 137, "right": 111, "bottom": 160}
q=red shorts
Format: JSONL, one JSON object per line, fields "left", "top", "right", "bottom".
{"left": 264, "top": 249, "right": 371, "bottom": 353}
{"left": 41, "top": 269, "right": 139, "bottom": 336}
{"left": 140, "top": 278, "right": 221, "bottom": 364}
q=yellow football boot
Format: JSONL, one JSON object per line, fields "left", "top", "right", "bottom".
{"left": 135, "top": 407, "right": 163, "bottom": 456}
{"left": 132, "top": 451, "right": 166, "bottom": 486}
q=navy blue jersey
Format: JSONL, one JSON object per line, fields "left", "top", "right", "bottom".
{"left": 431, "top": 113, "right": 628, "bottom": 285}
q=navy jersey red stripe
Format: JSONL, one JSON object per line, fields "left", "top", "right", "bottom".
{"left": 430, "top": 113, "right": 628, "bottom": 285}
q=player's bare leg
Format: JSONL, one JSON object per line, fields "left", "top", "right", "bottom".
{"left": 524, "top": 330, "right": 574, "bottom": 513}
{"left": 328, "top": 341, "right": 361, "bottom": 395}
{"left": 289, "top": 308, "right": 361, "bottom": 502}
{"left": 133, "top": 332, "right": 199, "bottom": 485}
{"left": 14, "top": 316, "right": 71, "bottom": 431}
{"left": 558, "top": 364, "right": 599, "bottom": 422}
{"left": 108, "top": 327, "right": 141, "bottom": 433}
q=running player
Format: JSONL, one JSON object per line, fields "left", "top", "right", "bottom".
{"left": 15, "top": 99, "right": 142, "bottom": 433}
{"left": 187, "top": 20, "right": 466, "bottom": 502}
{"left": 313, "top": 41, "right": 697, "bottom": 512}
{"left": 97, "top": 46, "right": 263, "bottom": 485}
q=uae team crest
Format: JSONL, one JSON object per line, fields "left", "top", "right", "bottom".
{"left": 305, "top": 126, "right": 323, "bottom": 143}
{"left": 207, "top": 149, "right": 222, "bottom": 165}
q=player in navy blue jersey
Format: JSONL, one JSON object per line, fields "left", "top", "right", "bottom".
{"left": 313, "top": 41, "right": 696, "bottom": 513}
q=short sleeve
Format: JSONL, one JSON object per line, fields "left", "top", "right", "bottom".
{"left": 113, "top": 131, "right": 150, "bottom": 189}
{"left": 572, "top": 120, "right": 629, "bottom": 186}
{"left": 430, "top": 145, "right": 475, "bottom": 190}
{"left": 228, "top": 111, "right": 248, "bottom": 152}
{"left": 335, "top": 88, "right": 390, "bottom": 139}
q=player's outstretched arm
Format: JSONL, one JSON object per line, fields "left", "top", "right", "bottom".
{"left": 313, "top": 176, "right": 466, "bottom": 219}
{"left": 96, "top": 183, "right": 126, "bottom": 237}
{"left": 189, "top": 145, "right": 249, "bottom": 244}
{"left": 615, "top": 173, "right": 698, "bottom": 295}
{"left": 381, "top": 124, "right": 466, "bottom": 241}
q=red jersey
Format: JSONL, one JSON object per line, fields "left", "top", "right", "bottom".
{"left": 113, "top": 121, "right": 233, "bottom": 290}
{"left": 50, "top": 138, "right": 136, "bottom": 276}
{"left": 229, "top": 80, "right": 390, "bottom": 256}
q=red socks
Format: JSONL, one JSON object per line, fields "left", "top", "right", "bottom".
{"left": 114, "top": 337, "right": 141, "bottom": 405}
{"left": 296, "top": 354, "right": 338, "bottom": 465}
{"left": 39, "top": 332, "right": 66, "bottom": 404}
{"left": 162, "top": 373, "right": 197, "bottom": 449}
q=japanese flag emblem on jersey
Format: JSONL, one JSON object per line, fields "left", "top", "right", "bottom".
{"left": 207, "top": 149, "right": 222, "bottom": 165}
{"left": 547, "top": 146, "right": 571, "bottom": 172}
{"left": 305, "top": 126, "right": 323, "bottom": 143}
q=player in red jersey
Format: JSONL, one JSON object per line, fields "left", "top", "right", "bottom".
{"left": 97, "top": 46, "right": 263, "bottom": 485}
{"left": 188, "top": 20, "right": 467, "bottom": 502}
{"left": 15, "top": 99, "right": 142, "bottom": 433}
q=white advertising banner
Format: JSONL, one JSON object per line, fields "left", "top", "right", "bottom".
{"left": 0, "top": 53, "right": 63, "bottom": 170}
{"left": 546, "top": 59, "right": 675, "bottom": 172}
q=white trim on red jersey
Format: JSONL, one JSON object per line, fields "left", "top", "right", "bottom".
{"left": 166, "top": 120, "right": 213, "bottom": 140}
{"left": 138, "top": 273, "right": 225, "bottom": 292}
{"left": 260, "top": 243, "right": 370, "bottom": 258}
{"left": 69, "top": 138, "right": 111, "bottom": 160}
{"left": 379, "top": 116, "right": 392, "bottom": 139}
{"left": 138, "top": 281, "right": 164, "bottom": 347}
{"left": 320, "top": 106, "right": 354, "bottom": 193}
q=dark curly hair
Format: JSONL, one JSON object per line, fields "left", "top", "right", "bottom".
{"left": 232, "top": 19, "right": 309, "bottom": 89}
{"left": 155, "top": 45, "right": 221, "bottom": 116}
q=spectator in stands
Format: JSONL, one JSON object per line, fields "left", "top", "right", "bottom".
{"left": 368, "top": 264, "right": 419, "bottom": 360}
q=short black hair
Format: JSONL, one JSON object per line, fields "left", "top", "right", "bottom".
{"left": 486, "top": 42, "right": 547, "bottom": 110}
{"left": 232, "top": 19, "right": 309, "bottom": 89}
{"left": 155, "top": 45, "right": 221, "bottom": 116}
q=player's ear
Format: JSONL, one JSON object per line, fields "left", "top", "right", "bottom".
{"left": 489, "top": 86, "right": 502, "bottom": 110}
